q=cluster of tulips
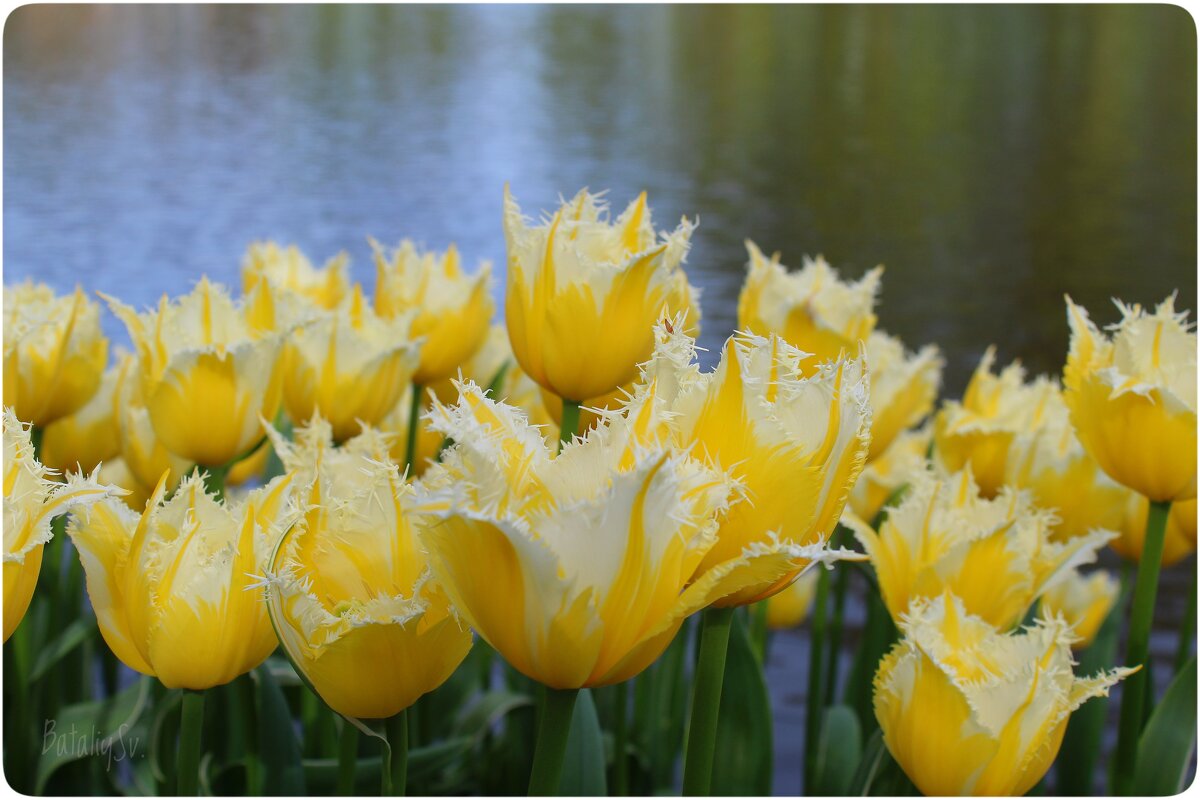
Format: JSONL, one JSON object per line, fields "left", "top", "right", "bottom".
{"left": 2, "top": 185, "right": 1195, "bottom": 797}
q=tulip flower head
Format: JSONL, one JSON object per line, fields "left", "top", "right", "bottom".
{"left": 3, "top": 281, "right": 108, "bottom": 427}
{"left": 373, "top": 238, "right": 493, "bottom": 386}
{"left": 263, "top": 419, "right": 472, "bottom": 719}
{"left": 864, "top": 331, "right": 942, "bottom": 461}
{"left": 242, "top": 241, "right": 350, "bottom": 310}
{"left": 503, "top": 186, "right": 698, "bottom": 402}
{"left": 875, "top": 592, "right": 1134, "bottom": 796}
{"left": 848, "top": 425, "right": 930, "bottom": 524}
{"left": 282, "top": 285, "right": 421, "bottom": 442}
{"left": 1038, "top": 568, "right": 1120, "bottom": 649}
{"left": 68, "top": 470, "right": 294, "bottom": 689}
{"left": 1112, "top": 491, "right": 1197, "bottom": 567}
{"left": 1063, "top": 295, "right": 1197, "bottom": 502}
{"left": 737, "top": 240, "right": 882, "bottom": 375}
{"left": 39, "top": 360, "right": 123, "bottom": 476}
{"left": 847, "top": 466, "right": 1113, "bottom": 628}
{"left": 111, "top": 352, "right": 190, "bottom": 498}
{"left": 3, "top": 409, "right": 119, "bottom": 641}
{"left": 933, "top": 348, "right": 1057, "bottom": 498}
{"left": 104, "top": 279, "right": 286, "bottom": 467}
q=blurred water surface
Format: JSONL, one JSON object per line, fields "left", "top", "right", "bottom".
{"left": 5, "top": 4, "right": 1196, "bottom": 393}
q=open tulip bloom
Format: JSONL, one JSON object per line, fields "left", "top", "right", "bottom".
{"left": 242, "top": 240, "right": 352, "bottom": 311}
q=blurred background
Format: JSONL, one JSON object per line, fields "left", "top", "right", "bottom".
{"left": 5, "top": 4, "right": 1196, "bottom": 396}
{"left": 4, "top": 5, "right": 1197, "bottom": 792}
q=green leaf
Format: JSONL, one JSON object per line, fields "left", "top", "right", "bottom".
{"left": 710, "top": 613, "right": 773, "bottom": 796}
{"left": 632, "top": 621, "right": 691, "bottom": 793}
{"left": 812, "top": 704, "right": 862, "bottom": 795}
{"left": 453, "top": 690, "right": 534, "bottom": 739}
{"left": 1054, "top": 597, "right": 1121, "bottom": 795}
{"left": 1133, "top": 655, "right": 1197, "bottom": 795}
{"left": 301, "top": 737, "right": 474, "bottom": 794}
{"left": 29, "top": 616, "right": 94, "bottom": 684}
{"left": 254, "top": 663, "right": 306, "bottom": 795}
{"left": 847, "top": 729, "right": 916, "bottom": 796}
{"left": 844, "top": 578, "right": 898, "bottom": 734}
{"left": 559, "top": 688, "right": 607, "bottom": 796}
{"left": 35, "top": 677, "right": 152, "bottom": 794}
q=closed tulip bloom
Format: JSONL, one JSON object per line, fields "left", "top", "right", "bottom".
{"left": 262, "top": 419, "right": 471, "bottom": 719}
{"left": 416, "top": 382, "right": 829, "bottom": 689}
{"left": 1006, "top": 384, "right": 1129, "bottom": 542}
{"left": 113, "top": 353, "right": 190, "bottom": 496}
{"left": 40, "top": 360, "right": 122, "bottom": 475}
{"left": 1063, "top": 295, "right": 1197, "bottom": 502}
{"left": 1112, "top": 492, "right": 1197, "bottom": 567}
{"left": 503, "top": 186, "right": 698, "bottom": 402}
{"left": 933, "top": 348, "right": 1056, "bottom": 498}
{"left": 847, "top": 466, "right": 1113, "bottom": 628}
{"left": 373, "top": 239, "right": 493, "bottom": 386}
{"left": 864, "top": 331, "right": 942, "bottom": 461}
{"left": 765, "top": 571, "right": 819, "bottom": 630}
{"left": 737, "top": 240, "right": 882, "bottom": 374}
{"left": 242, "top": 241, "right": 350, "bottom": 310}
{"left": 1038, "top": 568, "right": 1120, "bottom": 649}
{"left": 620, "top": 322, "right": 871, "bottom": 607}
{"left": 3, "top": 281, "right": 108, "bottom": 427}
{"left": 4, "top": 409, "right": 118, "bottom": 641}
{"left": 875, "top": 592, "right": 1134, "bottom": 796}
{"left": 105, "top": 279, "right": 285, "bottom": 467}
{"left": 283, "top": 285, "right": 421, "bottom": 442}
{"left": 68, "top": 470, "right": 293, "bottom": 689}
{"left": 848, "top": 425, "right": 930, "bottom": 524}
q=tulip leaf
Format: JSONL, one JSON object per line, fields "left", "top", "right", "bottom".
{"left": 849, "top": 728, "right": 917, "bottom": 796}
{"left": 1054, "top": 597, "right": 1121, "bottom": 795}
{"left": 632, "top": 620, "right": 691, "bottom": 793}
{"left": 253, "top": 663, "right": 306, "bottom": 795}
{"left": 453, "top": 690, "right": 534, "bottom": 740}
{"left": 301, "top": 736, "right": 474, "bottom": 794}
{"left": 35, "top": 676, "right": 152, "bottom": 794}
{"left": 29, "top": 616, "right": 95, "bottom": 684}
{"left": 710, "top": 613, "right": 773, "bottom": 796}
{"left": 812, "top": 704, "right": 862, "bottom": 795}
{"left": 1133, "top": 654, "right": 1197, "bottom": 796}
{"left": 559, "top": 687, "right": 607, "bottom": 796}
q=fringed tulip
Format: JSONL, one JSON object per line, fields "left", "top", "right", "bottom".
{"left": 1038, "top": 568, "right": 1120, "bottom": 649}
{"left": 848, "top": 425, "right": 929, "bottom": 524}
{"left": 242, "top": 241, "right": 350, "bottom": 310}
{"left": 864, "top": 331, "right": 942, "bottom": 460}
{"left": 39, "top": 360, "right": 122, "bottom": 475}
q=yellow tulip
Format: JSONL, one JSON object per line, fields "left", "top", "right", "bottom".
{"left": 262, "top": 418, "right": 472, "bottom": 719}
{"left": 621, "top": 321, "right": 872, "bottom": 607}
{"left": 112, "top": 352, "right": 190, "bottom": 495}
{"left": 875, "top": 592, "right": 1134, "bottom": 796}
{"left": 1112, "top": 492, "right": 1197, "bottom": 567}
{"left": 282, "top": 285, "right": 421, "bottom": 442}
{"left": 415, "top": 381, "right": 833, "bottom": 689}
{"left": 847, "top": 466, "right": 1113, "bottom": 629}
{"left": 3, "top": 281, "right": 108, "bottom": 427}
{"left": 242, "top": 241, "right": 350, "bottom": 310}
{"left": 3, "top": 409, "right": 119, "bottom": 641}
{"left": 1063, "top": 295, "right": 1197, "bottom": 502}
{"left": 503, "top": 186, "right": 698, "bottom": 402}
{"left": 39, "top": 360, "right": 122, "bottom": 475}
{"left": 737, "top": 240, "right": 882, "bottom": 374}
{"left": 95, "top": 458, "right": 152, "bottom": 512}
{"left": 373, "top": 238, "right": 493, "bottom": 386}
{"left": 1005, "top": 383, "right": 1130, "bottom": 542}
{"left": 847, "top": 425, "right": 930, "bottom": 524}
{"left": 864, "top": 331, "right": 942, "bottom": 461}
{"left": 765, "top": 571, "right": 819, "bottom": 630}
{"left": 1038, "top": 568, "right": 1120, "bottom": 649}
{"left": 933, "top": 348, "right": 1056, "bottom": 498}
{"left": 68, "top": 470, "right": 293, "bottom": 689}
{"left": 104, "top": 279, "right": 285, "bottom": 467}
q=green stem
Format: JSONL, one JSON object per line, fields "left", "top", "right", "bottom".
{"left": 824, "top": 529, "right": 849, "bottom": 706}
{"left": 337, "top": 722, "right": 359, "bottom": 795}
{"left": 383, "top": 710, "right": 408, "bottom": 796}
{"left": 749, "top": 600, "right": 769, "bottom": 663}
{"left": 404, "top": 383, "right": 423, "bottom": 477}
{"left": 240, "top": 674, "right": 261, "bottom": 794}
{"left": 1175, "top": 565, "right": 1196, "bottom": 675}
{"left": 613, "top": 680, "right": 629, "bottom": 796}
{"left": 681, "top": 606, "right": 735, "bottom": 796}
{"left": 804, "top": 568, "right": 830, "bottom": 791}
{"left": 201, "top": 465, "right": 228, "bottom": 502}
{"left": 528, "top": 687, "right": 581, "bottom": 796}
{"left": 176, "top": 690, "right": 206, "bottom": 796}
{"left": 1112, "top": 498, "right": 1171, "bottom": 795}
{"left": 558, "top": 399, "right": 581, "bottom": 452}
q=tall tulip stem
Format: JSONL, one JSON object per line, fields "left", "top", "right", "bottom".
{"left": 1113, "top": 498, "right": 1171, "bottom": 794}
{"left": 528, "top": 686, "right": 580, "bottom": 795}
{"left": 682, "top": 605, "right": 736, "bottom": 796}
{"left": 176, "top": 689, "right": 206, "bottom": 796}
{"left": 382, "top": 709, "right": 408, "bottom": 796}
{"left": 559, "top": 399, "right": 581, "bottom": 451}
{"left": 404, "top": 383, "right": 423, "bottom": 477}
{"left": 337, "top": 722, "right": 358, "bottom": 795}
{"left": 612, "top": 680, "right": 630, "bottom": 796}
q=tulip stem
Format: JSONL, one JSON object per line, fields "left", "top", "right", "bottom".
{"left": 559, "top": 399, "right": 581, "bottom": 451}
{"left": 528, "top": 686, "right": 580, "bottom": 796}
{"left": 404, "top": 383, "right": 423, "bottom": 477}
{"left": 240, "top": 673, "right": 261, "bottom": 795}
{"left": 613, "top": 680, "right": 629, "bottom": 796}
{"left": 1112, "top": 498, "right": 1171, "bottom": 795}
{"left": 382, "top": 709, "right": 407, "bottom": 796}
{"left": 337, "top": 722, "right": 358, "bottom": 795}
{"left": 682, "top": 605, "right": 736, "bottom": 796}
{"left": 804, "top": 568, "right": 830, "bottom": 791}
{"left": 176, "top": 689, "right": 205, "bottom": 796}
